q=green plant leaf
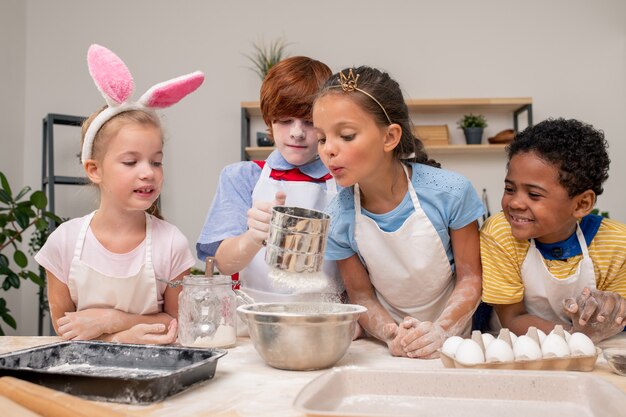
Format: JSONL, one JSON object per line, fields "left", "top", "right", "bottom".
{"left": 7, "top": 273, "right": 20, "bottom": 289}
{"left": 14, "top": 210, "right": 30, "bottom": 229}
{"left": 0, "top": 172, "right": 60, "bottom": 335}
{"left": 16, "top": 204, "right": 36, "bottom": 219}
{"left": 4, "top": 228, "right": 21, "bottom": 241}
{"left": 13, "top": 250, "right": 27, "bottom": 268}
{"left": 457, "top": 113, "right": 488, "bottom": 129}
{"left": 1, "top": 312, "right": 17, "bottom": 330}
{"left": 0, "top": 172, "right": 12, "bottom": 198}
{"left": 0, "top": 189, "right": 11, "bottom": 204}
{"left": 43, "top": 211, "right": 63, "bottom": 224}
{"left": 35, "top": 218, "right": 48, "bottom": 231}
{"left": 30, "top": 191, "right": 47, "bottom": 210}
{"left": 4, "top": 229, "right": 22, "bottom": 243}
{"left": 14, "top": 187, "right": 29, "bottom": 201}
{"left": 244, "top": 37, "right": 290, "bottom": 80}
{"left": 25, "top": 270, "right": 45, "bottom": 287}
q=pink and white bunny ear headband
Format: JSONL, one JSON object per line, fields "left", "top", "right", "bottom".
{"left": 81, "top": 44, "right": 205, "bottom": 163}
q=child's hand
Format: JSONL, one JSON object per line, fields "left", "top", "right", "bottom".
{"left": 246, "top": 191, "right": 286, "bottom": 246}
{"left": 563, "top": 287, "right": 626, "bottom": 342}
{"left": 399, "top": 318, "right": 446, "bottom": 359}
{"left": 382, "top": 322, "right": 407, "bottom": 357}
{"left": 57, "top": 310, "right": 109, "bottom": 340}
{"left": 112, "top": 319, "right": 178, "bottom": 345}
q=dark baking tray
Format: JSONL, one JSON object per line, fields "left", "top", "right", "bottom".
{"left": 0, "top": 340, "right": 227, "bottom": 404}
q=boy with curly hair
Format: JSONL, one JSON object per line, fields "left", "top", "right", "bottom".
{"left": 480, "top": 118, "right": 626, "bottom": 342}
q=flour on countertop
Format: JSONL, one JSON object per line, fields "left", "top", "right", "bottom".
{"left": 43, "top": 362, "right": 171, "bottom": 378}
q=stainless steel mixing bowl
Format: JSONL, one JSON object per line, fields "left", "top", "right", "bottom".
{"left": 237, "top": 302, "right": 367, "bottom": 371}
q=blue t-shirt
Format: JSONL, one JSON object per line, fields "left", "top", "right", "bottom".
{"left": 196, "top": 150, "right": 332, "bottom": 260}
{"left": 325, "top": 162, "right": 485, "bottom": 271}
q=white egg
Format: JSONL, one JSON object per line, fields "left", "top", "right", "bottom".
{"left": 485, "top": 338, "right": 515, "bottom": 363}
{"left": 481, "top": 333, "right": 496, "bottom": 349}
{"left": 513, "top": 335, "right": 542, "bottom": 360}
{"left": 455, "top": 339, "right": 485, "bottom": 365}
{"left": 541, "top": 333, "right": 570, "bottom": 358}
{"left": 550, "top": 328, "right": 572, "bottom": 342}
{"left": 509, "top": 332, "right": 518, "bottom": 346}
{"left": 536, "top": 329, "right": 547, "bottom": 345}
{"left": 441, "top": 336, "right": 464, "bottom": 358}
{"left": 568, "top": 332, "right": 596, "bottom": 356}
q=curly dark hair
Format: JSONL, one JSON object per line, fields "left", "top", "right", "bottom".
{"left": 507, "top": 118, "right": 610, "bottom": 197}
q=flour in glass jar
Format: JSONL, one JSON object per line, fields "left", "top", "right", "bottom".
{"left": 189, "top": 323, "right": 236, "bottom": 348}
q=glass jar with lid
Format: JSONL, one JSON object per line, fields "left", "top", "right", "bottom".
{"left": 178, "top": 275, "right": 237, "bottom": 348}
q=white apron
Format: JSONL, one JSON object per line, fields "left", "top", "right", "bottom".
{"left": 521, "top": 225, "right": 596, "bottom": 325}
{"left": 239, "top": 163, "right": 342, "bottom": 303}
{"left": 67, "top": 211, "right": 159, "bottom": 315}
{"left": 354, "top": 164, "right": 461, "bottom": 330}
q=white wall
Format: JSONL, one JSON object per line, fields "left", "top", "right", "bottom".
{"left": 0, "top": 0, "right": 27, "bottom": 336}
{"left": 0, "top": 1, "right": 24, "bottom": 182}
{"left": 3, "top": 0, "right": 625, "bottom": 335}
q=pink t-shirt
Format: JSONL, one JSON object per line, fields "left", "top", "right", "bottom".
{"left": 35, "top": 213, "right": 196, "bottom": 307}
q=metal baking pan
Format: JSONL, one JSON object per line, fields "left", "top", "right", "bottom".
{"left": 0, "top": 341, "right": 226, "bottom": 404}
{"left": 294, "top": 367, "right": 626, "bottom": 417}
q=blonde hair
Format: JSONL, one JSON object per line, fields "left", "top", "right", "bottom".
{"left": 80, "top": 107, "right": 164, "bottom": 219}
{"left": 81, "top": 107, "right": 162, "bottom": 161}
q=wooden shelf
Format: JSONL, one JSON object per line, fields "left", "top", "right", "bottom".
{"left": 241, "top": 97, "right": 531, "bottom": 161}
{"left": 426, "top": 144, "right": 507, "bottom": 155}
{"left": 405, "top": 97, "right": 532, "bottom": 112}
{"left": 245, "top": 144, "right": 507, "bottom": 160}
{"left": 241, "top": 98, "right": 532, "bottom": 117}
{"left": 241, "top": 101, "right": 262, "bottom": 117}
{"left": 246, "top": 146, "right": 274, "bottom": 160}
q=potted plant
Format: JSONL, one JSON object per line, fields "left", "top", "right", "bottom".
{"left": 244, "top": 37, "right": 290, "bottom": 147}
{"left": 0, "top": 171, "right": 62, "bottom": 335}
{"left": 457, "top": 113, "right": 488, "bottom": 145}
{"left": 244, "top": 36, "right": 290, "bottom": 81}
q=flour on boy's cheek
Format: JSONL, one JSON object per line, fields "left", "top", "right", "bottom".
{"left": 271, "top": 118, "right": 319, "bottom": 166}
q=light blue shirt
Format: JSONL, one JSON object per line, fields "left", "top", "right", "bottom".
{"left": 196, "top": 150, "right": 332, "bottom": 260}
{"left": 325, "top": 162, "right": 485, "bottom": 269}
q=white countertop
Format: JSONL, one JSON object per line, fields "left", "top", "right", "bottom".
{"left": 1, "top": 334, "right": 625, "bottom": 417}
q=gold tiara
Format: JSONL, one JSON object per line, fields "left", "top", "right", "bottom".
{"left": 332, "top": 69, "right": 392, "bottom": 125}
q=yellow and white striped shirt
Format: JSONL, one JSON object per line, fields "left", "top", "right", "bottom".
{"left": 480, "top": 212, "right": 626, "bottom": 304}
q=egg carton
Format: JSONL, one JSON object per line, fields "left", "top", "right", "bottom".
{"left": 440, "top": 326, "right": 600, "bottom": 371}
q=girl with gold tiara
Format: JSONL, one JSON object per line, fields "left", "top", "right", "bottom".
{"left": 313, "top": 67, "right": 484, "bottom": 358}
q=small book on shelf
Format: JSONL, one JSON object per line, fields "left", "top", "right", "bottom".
{"left": 413, "top": 125, "right": 449, "bottom": 146}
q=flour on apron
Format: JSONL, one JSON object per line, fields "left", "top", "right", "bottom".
{"left": 353, "top": 164, "right": 461, "bottom": 332}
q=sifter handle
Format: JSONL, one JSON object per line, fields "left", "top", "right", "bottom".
{"left": 206, "top": 256, "right": 216, "bottom": 275}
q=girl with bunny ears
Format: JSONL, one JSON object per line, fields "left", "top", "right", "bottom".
{"left": 35, "top": 45, "right": 204, "bottom": 344}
